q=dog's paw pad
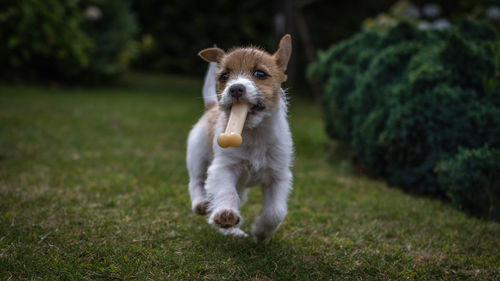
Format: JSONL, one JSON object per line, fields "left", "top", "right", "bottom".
{"left": 193, "top": 201, "right": 209, "bottom": 215}
{"left": 213, "top": 209, "right": 240, "bottom": 228}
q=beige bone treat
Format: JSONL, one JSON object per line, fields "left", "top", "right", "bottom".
{"left": 217, "top": 102, "right": 249, "bottom": 148}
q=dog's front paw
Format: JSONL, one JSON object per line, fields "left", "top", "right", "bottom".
{"left": 251, "top": 226, "right": 272, "bottom": 243}
{"left": 209, "top": 208, "right": 241, "bottom": 228}
{"left": 192, "top": 201, "right": 210, "bottom": 215}
{"left": 251, "top": 217, "right": 279, "bottom": 243}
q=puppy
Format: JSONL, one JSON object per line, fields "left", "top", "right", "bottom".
{"left": 186, "top": 35, "right": 293, "bottom": 241}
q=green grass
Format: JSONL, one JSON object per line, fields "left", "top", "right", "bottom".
{"left": 1, "top": 73, "right": 499, "bottom": 280}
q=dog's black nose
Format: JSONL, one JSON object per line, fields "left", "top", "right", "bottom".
{"left": 229, "top": 84, "right": 245, "bottom": 99}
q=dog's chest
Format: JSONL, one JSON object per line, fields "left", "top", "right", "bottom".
{"left": 236, "top": 139, "right": 288, "bottom": 187}
{"left": 213, "top": 104, "right": 292, "bottom": 187}
{"left": 238, "top": 149, "right": 273, "bottom": 186}
{"left": 244, "top": 145, "right": 269, "bottom": 171}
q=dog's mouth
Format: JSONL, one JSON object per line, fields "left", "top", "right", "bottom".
{"left": 248, "top": 102, "right": 265, "bottom": 115}
{"left": 222, "top": 101, "right": 265, "bottom": 115}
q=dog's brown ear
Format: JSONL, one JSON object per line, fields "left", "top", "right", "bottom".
{"left": 199, "top": 48, "right": 225, "bottom": 63}
{"left": 274, "top": 34, "right": 292, "bottom": 72}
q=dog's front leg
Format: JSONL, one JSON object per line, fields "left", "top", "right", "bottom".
{"left": 252, "top": 171, "right": 292, "bottom": 242}
{"left": 205, "top": 163, "right": 242, "bottom": 229}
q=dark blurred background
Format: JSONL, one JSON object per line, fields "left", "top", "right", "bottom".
{"left": 1, "top": 0, "right": 497, "bottom": 89}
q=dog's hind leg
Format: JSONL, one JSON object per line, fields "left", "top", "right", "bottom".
{"left": 251, "top": 170, "right": 292, "bottom": 242}
{"left": 186, "top": 122, "right": 211, "bottom": 215}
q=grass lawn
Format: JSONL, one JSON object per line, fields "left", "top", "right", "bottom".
{"left": 1, "top": 73, "right": 499, "bottom": 280}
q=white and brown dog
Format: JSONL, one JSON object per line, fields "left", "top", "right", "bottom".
{"left": 186, "top": 35, "right": 293, "bottom": 241}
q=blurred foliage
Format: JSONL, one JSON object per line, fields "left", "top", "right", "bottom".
{"left": 2, "top": 0, "right": 498, "bottom": 83}
{"left": 437, "top": 146, "right": 500, "bottom": 221}
{"left": 302, "top": 0, "right": 394, "bottom": 52}
{"left": 0, "top": 0, "right": 137, "bottom": 83}
{"left": 80, "top": 0, "right": 138, "bottom": 81}
{"left": 310, "top": 20, "right": 500, "bottom": 219}
{"left": 131, "top": 0, "right": 274, "bottom": 75}
{"left": 362, "top": 0, "right": 499, "bottom": 32}
{"left": 0, "top": 0, "right": 91, "bottom": 82}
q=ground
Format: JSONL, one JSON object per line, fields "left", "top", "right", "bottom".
{"left": 0, "top": 73, "right": 499, "bottom": 280}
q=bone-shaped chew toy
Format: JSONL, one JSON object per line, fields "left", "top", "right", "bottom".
{"left": 217, "top": 102, "right": 249, "bottom": 148}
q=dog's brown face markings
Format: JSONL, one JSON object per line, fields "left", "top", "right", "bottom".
{"left": 216, "top": 48, "right": 282, "bottom": 108}
{"left": 199, "top": 35, "right": 292, "bottom": 110}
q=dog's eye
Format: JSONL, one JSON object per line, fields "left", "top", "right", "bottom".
{"left": 253, "top": 70, "right": 268, "bottom": 80}
{"left": 219, "top": 73, "right": 229, "bottom": 82}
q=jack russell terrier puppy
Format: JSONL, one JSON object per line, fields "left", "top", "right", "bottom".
{"left": 186, "top": 35, "right": 293, "bottom": 241}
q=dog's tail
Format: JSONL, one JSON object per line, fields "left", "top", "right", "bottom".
{"left": 202, "top": 62, "right": 217, "bottom": 110}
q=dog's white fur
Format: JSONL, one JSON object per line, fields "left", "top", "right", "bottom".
{"left": 186, "top": 39, "right": 293, "bottom": 241}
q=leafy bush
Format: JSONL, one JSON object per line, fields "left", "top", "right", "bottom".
{"left": 79, "top": 0, "right": 138, "bottom": 82}
{"left": 0, "top": 0, "right": 137, "bottom": 83}
{"left": 437, "top": 147, "right": 500, "bottom": 221}
{"left": 131, "top": 0, "right": 274, "bottom": 75}
{"left": 310, "top": 20, "right": 500, "bottom": 219}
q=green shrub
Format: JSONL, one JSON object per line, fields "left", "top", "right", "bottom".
{"left": 437, "top": 147, "right": 500, "bottom": 221}
{"left": 0, "top": 0, "right": 137, "bottom": 83}
{"left": 310, "top": 20, "right": 500, "bottom": 219}
{"left": 131, "top": 0, "right": 274, "bottom": 75}
{"left": 79, "top": 0, "right": 138, "bottom": 82}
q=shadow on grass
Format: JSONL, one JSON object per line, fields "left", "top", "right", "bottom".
{"left": 194, "top": 231, "right": 340, "bottom": 280}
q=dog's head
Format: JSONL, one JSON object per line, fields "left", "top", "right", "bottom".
{"left": 198, "top": 35, "right": 292, "bottom": 128}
